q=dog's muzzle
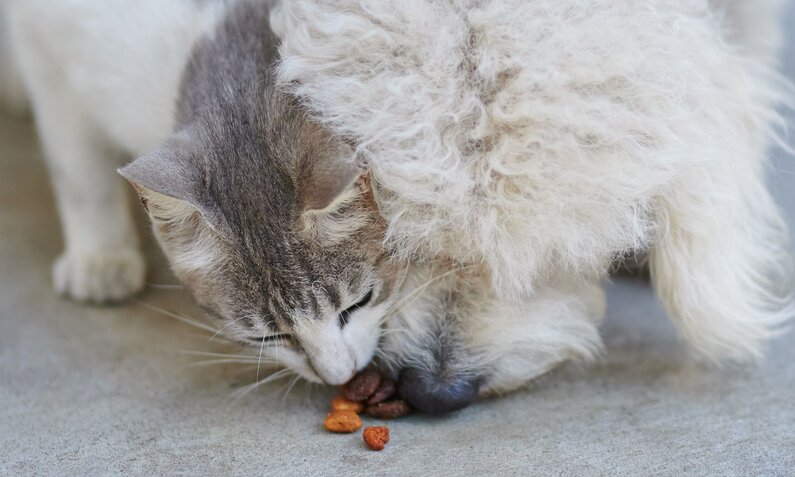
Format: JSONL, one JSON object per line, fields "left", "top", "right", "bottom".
{"left": 398, "top": 366, "right": 480, "bottom": 415}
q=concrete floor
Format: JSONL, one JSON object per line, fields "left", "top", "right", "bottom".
{"left": 2, "top": 15, "right": 795, "bottom": 477}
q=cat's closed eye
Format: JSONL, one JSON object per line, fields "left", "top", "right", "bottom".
{"left": 338, "top": 289, "right": 374, "bottom": 329}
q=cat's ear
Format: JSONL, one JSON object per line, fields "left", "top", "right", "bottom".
{"left": 118, "top": 129, "right": 204, "bottom": 207}
{"left": 300, "top": 145, "right": 366, "bottom": 214}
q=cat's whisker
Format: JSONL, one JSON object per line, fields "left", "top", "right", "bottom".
{"left": 207, "top": 315, "right": 258, "bottom": 343}
{"left": 136, "top": 299, "right": 216, "bottom": 334}
{"left": 187, "top": 359, "right": 264, "bottom": 367}
{"left": 174, "top": 349, "right": 262, "bottom": 360}
{"left": 268, "top": 335, "right": 287, "bottom": 357}
{"left": 280, "top": 374, "right": 302, "bottom": 405}
{"left": 228, "top": 368, "right": 293, "bottom": 404}
{"left": 146, "top": 283, "right": 185, "bottom": 290}
{"left": 392, "top": 264, "right": 412, "bottom": 298}
{"left": 302, "top": 381, "right": 315, "bottom": 406}
{"left": 261, "top": 370, "right": 298, "bottom": 401}
{"left": 375, "top": 353, "right": 400, "bottom": 374}
{"left": 230, "top": 368, "right": 292, "bottom": 400}
{"left": 382, "top": 265, "right": 465, "bottom": 319}
{"left": 255, "top": 330, "right": 269, "bottom": 382}
{"left": 379, "top": 327, "right": 409, "bottom": 337}
{"left": 379, "top": 264, "right": 475, "bottom": 325}
{"left": 182, "top": 331, "right": 237, "bottom": 344}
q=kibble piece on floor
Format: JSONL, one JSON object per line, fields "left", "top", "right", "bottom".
{"left": 363, "top": 426, "right": 390, "bottom": 451}
{"left": 342, "top": 368, "right": 382, "bottom": 402}
{"left": 366, "top": 378, "right": 397, "bottom": 405}
{"left": 365, "top": 400, "right": 411, "bottom": 419}
{"left": 331, "top": 396, "right": 365, "bottom": 413}
{"left": 323, "top": 411, "right": 363, "bottom": 433}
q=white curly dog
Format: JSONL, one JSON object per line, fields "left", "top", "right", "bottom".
{"left": 272, "top": 0, "right": 794, "bottom": 409}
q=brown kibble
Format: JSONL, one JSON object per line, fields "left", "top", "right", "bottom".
{"left": 323, "top": 410, "right": 362, "bottom": 433}
{"left": 342, "top": 368, "right": 382, "bottom": 402}
{"left": 331, "top": 395, "right": 365, "bottom": 414}
{"left": 365, "top": 400, "right": 411, "bottom": 419}
{"left": 366, "top": 378, "right": 396, "bottom": 405}
{"left": 363, "top": 426, "right": 390, "bottom": 451}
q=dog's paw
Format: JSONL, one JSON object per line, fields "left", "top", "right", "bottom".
{"left": 53, "top": 248, "right": 146, "bottom": 303}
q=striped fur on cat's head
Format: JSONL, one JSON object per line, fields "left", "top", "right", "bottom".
{"left": 121, "top": 91, "right": 402, "bottom": 384}
{"left": 120, "top": 3, "right": 402, "bottom": 384}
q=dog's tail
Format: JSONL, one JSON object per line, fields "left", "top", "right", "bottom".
{"left": 0, "top": 0, "right": 28, "bottom": 113}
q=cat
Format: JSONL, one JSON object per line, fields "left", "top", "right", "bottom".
{"left": 4, "top": 0, "right": 406, "bottom": 388}
{"left": 3, "top": 0, "right": 792, "bottom": 416}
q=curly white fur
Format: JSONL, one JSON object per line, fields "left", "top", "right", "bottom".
{"left": 274, "top": 0, "right": 794, "bottom": 363}
{"left": 380, "top": 267, "right": 606, "bottom": 394}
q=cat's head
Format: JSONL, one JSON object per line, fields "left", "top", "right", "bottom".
{"left": 120, "top": 92, "right": 402, "bottom": 385}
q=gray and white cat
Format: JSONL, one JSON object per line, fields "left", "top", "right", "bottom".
{"left": 4, "top": 0, "right": 408, "bottom": 390}
{"left": 3, "top": 0, "right": 790, "bottom": 415}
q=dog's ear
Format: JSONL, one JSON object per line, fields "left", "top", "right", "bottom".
{"left": 649, "top": 166, "right": 793, "bottom": 362}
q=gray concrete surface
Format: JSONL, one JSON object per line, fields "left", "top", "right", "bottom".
{"left": 2, "top": 12, "right": 795, "bottom": 477}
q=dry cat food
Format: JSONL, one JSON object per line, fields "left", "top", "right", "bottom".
{"left": 323, "top": 368, "right": 412, "bottom": 450}
{"left": 323, "top": 410, "right": 363, "bottom": 433}
{"left": 366, "top": 378, "right": 397, "bottom": 406}
{"left": 330, "top": 396, "right": 365, "bottom": 414}
{"left": 362, "top": 426, "right": 390, "bottom": 451}
{"left": 342, "top": 367, "right": 382, "bottom": 402}
{"left": 364, "top": 400, "right": 411, "bottom": 419}
{"left": 343, "top": 368, "right": 412, "bottom": 419}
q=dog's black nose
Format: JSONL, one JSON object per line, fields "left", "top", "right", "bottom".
{"left": 398, "top": 367, "right": 479, "bottom": 415}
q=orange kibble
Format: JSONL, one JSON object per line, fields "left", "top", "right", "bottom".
{"left": 363, "top": 426, "right": 390, "bottom": 451}
{"left": 331, "top": 395, "right": 365, "bottom": 414}
{"left": 323, "top": 410, "right": 363, "bottom": 433}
